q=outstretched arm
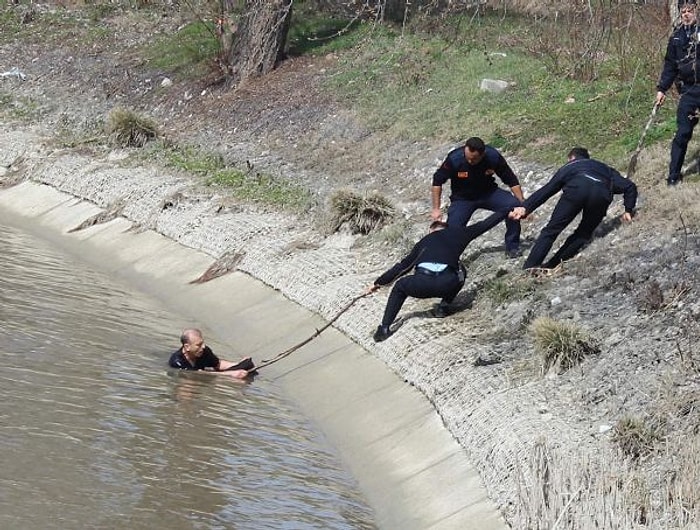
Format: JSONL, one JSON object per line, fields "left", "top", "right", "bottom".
{"left": 373, "top": 242, "right": 423, "bottom": 287}
{"left": 463, "top": 210, "right": 509, "bottom": 241}
{"left": 610, "top": 171, "right": 638, "bottom": 218}
{"left": 218, "top": 357, "right": 254, "bottom": 379}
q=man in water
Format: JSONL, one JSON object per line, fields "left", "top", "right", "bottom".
{"left": 169, "top": 328, "right": 255, "bottom": 379}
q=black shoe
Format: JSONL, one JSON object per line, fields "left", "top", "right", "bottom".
{"left": 667, "top": 178, "right": 681, "bottom": 187}
{"left": 506, "top": 248, "right": 522, "bottom": 259}
{"left": 432, "top": 303, "right": 450, "bottom": 318}
{"left": 373, "top": 325, "right": 393, "bottom": 342}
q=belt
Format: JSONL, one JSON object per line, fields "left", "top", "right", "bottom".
{"left": 416, "top": 266, "right": 453, "bottom": 277}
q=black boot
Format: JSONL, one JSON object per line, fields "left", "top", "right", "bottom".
{"left": 433, "top": 300, "right": 451, "bottom": 318}
{"left": 373, "top": 325, "right": 393, "bottom": 342}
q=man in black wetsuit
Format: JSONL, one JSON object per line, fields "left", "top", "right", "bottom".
{"left": 368, "top": 210, "right": 508, "bottom": 342}
{"left": 655, "top": 0, "right": 700, "bottom": 186}
{"left": 168, "top": 328, "right": 255, "bottom": 379}
{"left": 509, "top": 147, "right": 637, "bottom": 271}
{"left": 431, "top": 136, "right": 524, "bottom": 258}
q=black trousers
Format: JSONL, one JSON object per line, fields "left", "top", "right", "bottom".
{"left": 381, "top": 267, "right": 465, "bottom": 327}
{"left": 524, "top": 187, "right": 611, "bottom": 269}
{"left": 670, "top": 85, "right": 700, "bottom": 183}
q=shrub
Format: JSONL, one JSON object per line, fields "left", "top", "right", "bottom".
{"left": 530, "top": 317, "right": 599, "bottom": 374}
{"left": 329, "top": 190, "right": 394, "bottom": 234}
{"left": 106, "top": 107, "right": 158, "bottom": 148}
{"left": 637, "top": 279, "right": 665, "bottom": 312}
{"left": 612, "top": 416, "right": 661, "bottom": 460}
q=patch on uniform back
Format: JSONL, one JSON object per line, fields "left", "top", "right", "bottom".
{"left": 457, "top": 171, "right": 469, "bottom": 178}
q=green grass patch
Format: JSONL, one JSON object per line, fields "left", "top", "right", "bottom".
{"left": 324, "top": 8, "right": 672, "bottom": 170}
{"left": 287, "top": 9, "right": 358, "bottom": 56}
{"left": 208, "top": 168, "right": 313, "bottom": 212}
{"left": 146, "top": 20, "right": 219, "bottom": 79}
{"left": 0, "top": 91, "right": 43, "bottom": 122}
{"left": 147, "top": 142, "right": 313, "bottom": 212}
{"left": 482, "top": 274, "right": 536, "bottom": 306}
{"left": 0, "top": 6, "right": 21, "bottom": 43}
{"left": 159, "top": 143, "right": 225, "bottom": 174}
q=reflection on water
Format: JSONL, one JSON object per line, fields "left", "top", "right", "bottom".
{"left": 0, "top": 222, "right": 376, "bottom": 529}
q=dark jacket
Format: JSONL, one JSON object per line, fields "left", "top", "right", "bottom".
{"left": 523, "top": 158, "right": 638, "bottom": 215}
{"left": 432, "top": 145, "right": 520, "bottom": 201}
{"left": 375, "top": 210, "right": 507, "bottom": 286}
{"left": 657, "top": 23, "right": 700, "bottom": 92}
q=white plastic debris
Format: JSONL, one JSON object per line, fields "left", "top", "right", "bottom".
{"left": 0, "top": 67, "right": 26, "bottom": 81}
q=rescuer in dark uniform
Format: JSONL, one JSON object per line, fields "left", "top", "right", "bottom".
{"left": 656, "top": 0, "right": 700, "bottom": 186}
{"left": 368, "top": 210, "right": 509, "bottom": 342}
{"left": 431, "top": 136, "right": 524, "bottom": 258}
{"left": 509, "top": 147, "right": 637, "bottom": 271}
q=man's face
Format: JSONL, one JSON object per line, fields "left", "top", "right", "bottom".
{"left": 681, "top": 4, "right": 696, "bottom": 26}
{"left": 184, "top": 335, "right": 205, "bottom": 358}
{"left": 465, "top": 147, "right": 485, "bottom": 165}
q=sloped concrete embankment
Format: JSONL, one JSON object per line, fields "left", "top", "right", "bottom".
{"left": 0, "top": 125, "right": 510, "bottom": 528}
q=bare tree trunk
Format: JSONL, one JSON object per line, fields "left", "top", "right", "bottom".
{"left": 226, "top": 0, "right": 292, "bottom": 86}
{"left": 669, "top": 0, "right": 679, "bottom": 27}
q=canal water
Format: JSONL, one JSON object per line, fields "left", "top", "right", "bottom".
{"left": 0, "top": 220, "right": 376, "bottom": 529}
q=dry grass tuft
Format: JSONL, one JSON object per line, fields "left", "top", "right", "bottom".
{"left": 638, "top": 279, "right": 665, "bottom": 313}
{"left": 106, "top": 107, "right": 158, "bottom": 147}
{"left": 663, "top": 435, "right": 700, "bottom": 526}
{"left": 329, "top": 190, "right": 394, "bottom": 235}
{"left": 612, "top": 416, "right": 661, "bottom": 460}
{"left": 515, "top": 439, "right": 651, "bottom": 528}
{"left": 530, "top": 317, "right": 599, "bottom": 374}
{"left": 515, "top": 436, "right": 700, "bottom": 528}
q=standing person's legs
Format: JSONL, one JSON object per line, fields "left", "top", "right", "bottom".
{"left": 446, "top": 199, "right": 478, "bottom": 227}
{"left": 523, "top": 195, "right": 582, "bottom": 269}
{"left": 379, "top": 274, "right": 437, "bottom": 327}
{"left": 669, "top": 90, "right": 700, "bottom": 185}
{"left": 376, "top": 272, "right": 461, "bottom": 339}
{"left": 483, "top": 188, "right": 521, "bottom": 254}
{"left": 381, "top": 277, "right": 412, "bottom": 329}
{"left": 441, "top": 264, "right": 466, "bottom": 304}
{"left": 435, "top": 264, "right": 466, "bottom": 317}
{"left": 544, "top": 195, "right": 609, "bottom": 268}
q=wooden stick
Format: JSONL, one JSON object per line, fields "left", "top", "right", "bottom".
{"left": 626, "top": 102, "right": 659, "bottom": 178}
{"left": 254, "top": 292, "right": 370, "bottom": 371}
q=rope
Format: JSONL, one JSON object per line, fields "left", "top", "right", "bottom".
{"left": 253, "top": 292, "right": 370, "bottom": 371}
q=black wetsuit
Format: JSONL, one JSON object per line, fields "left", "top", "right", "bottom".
{"left": 522, "top": 157, "right": 637, "bottom": 269}
{"left": 375, "top": 210, "right": 507, "bottom": 327}
{"left": 433, "top": 145, "right": 521, "bottom": 252}
{"left": 657, "top": 22, "right": 700, "bottom": 184}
